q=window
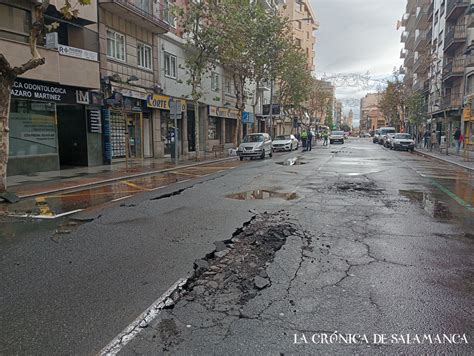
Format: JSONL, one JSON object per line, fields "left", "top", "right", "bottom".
{"left": 297, "top": 21, "right": 302, "bottom": 30}
{"left": 107, "top": 30, "right": 125, "bottom": 61}
{"left": 137, "top": 43, "right": 152, "bottom": 70}
{"left": 208, "top": 117, "right": 220, "bottom": 140}
{"left": 467, "top": 75, "right": 474, "bottom": 95}
{"left": 164, "top": 52, "right": 177, "bottom": 78}
{"left": 224, "top": 76, "right": 233, "bottom": 95}
{"left": 295, "top": 38, "right": 301, "bottom": 47}
{"left": 163, "top": 0, "right": 176, "bottom": 27}
{"left": 0, "top": 4, "right": 31, "bottom": 43}
{"left": 211, "top": 72, "right": 220, "bottom": 92}
{"left": 137, "top": 0, "right": 151, "bottom": 12}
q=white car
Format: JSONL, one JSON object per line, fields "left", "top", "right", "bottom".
{"left": 237, "top": 133, "right": 273, "bottom": 160}
{"left": 272, "top": 134, "right": 299, "bottom": 151}
{"left": 390, "top": 133, "right": 415, "bottom": 151}
{"left": 329, "top": 131, "right": 345, "bottom": 144}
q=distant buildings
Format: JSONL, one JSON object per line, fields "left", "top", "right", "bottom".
{"left": 359, "top": 93, "right": 386, "bottom": 131}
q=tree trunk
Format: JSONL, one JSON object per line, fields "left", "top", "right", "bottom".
{"left": 0, "top": 78, "right": 12, "bottom": 193}
{"left": 194, "top": 99, "right": 200, "bottom": 160}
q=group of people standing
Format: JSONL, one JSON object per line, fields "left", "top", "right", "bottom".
{"left": 422, "top": 127, "right": 464, "bottom": 154}
{"left": 295, "top": 129, "right": 330, "bottom": 151}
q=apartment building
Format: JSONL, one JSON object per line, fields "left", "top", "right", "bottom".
{"left": 279, "top": 0, "right": 319, "bottom": 71}
{"left": 1, "top": 0, "right": 101, "bottom": 175}
{"left": 401, "top": 0, "right": 474, "bottom": 148}
{"left": 335, "top": 100, "right": 343, "bottom": 127}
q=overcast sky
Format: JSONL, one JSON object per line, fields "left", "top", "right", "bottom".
{"left": 311, "top": 0, "right": 405, "bottom": 126}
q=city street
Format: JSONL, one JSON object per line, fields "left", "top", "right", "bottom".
{"left": 1, "top": 138, "right": 472, "bottom": 355}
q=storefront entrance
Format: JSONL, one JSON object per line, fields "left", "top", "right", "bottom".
{"left": 160, "top": 111, "right": 182, "bottom": 156}
{"left": 57, "top": 105, "right": 88, "bottom": 167}
{"left": 187, "top": 109, "right": 196, "bottom": 152}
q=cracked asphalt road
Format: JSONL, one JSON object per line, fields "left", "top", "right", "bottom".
{"left": 1, "top": 139, "right": 473, "bottom": 355}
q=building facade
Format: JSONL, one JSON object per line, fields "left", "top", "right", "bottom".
{"left": 2, "top": 0, "right": 101, "bottom": 175}
{"left": 359, "top": 93, "right": 386, "bottom": 132}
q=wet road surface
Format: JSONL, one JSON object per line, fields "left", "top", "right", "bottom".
{"left": 0, "top": 139, "right": 472, "bottom": 355}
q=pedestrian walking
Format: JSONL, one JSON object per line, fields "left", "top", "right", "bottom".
{"left": 322, "top": 131, "right": 329, "bottom": 146}
{"left": 307, "top": 130, "right": 313, "bottom": 151}
{"left": 301, "top": 130, "right": 308, "bottom": 151}
{"left": 453, "top": 127, "right": 461, "bottom": 154}
{"left": 423, "top": 131, "right": 430, "bottom": 148}
{"left": 430, "top": 130, "right": 437, "bottom": 152}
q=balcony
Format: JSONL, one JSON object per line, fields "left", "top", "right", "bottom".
{"left": 446, "top": 0, "right": 469, "bottom": 23}
{"left": 401, "top": 12, "right": 410, "bottom": 26}
{"left": 468, "top": 7, "right": 474, "bottom": 28}
{"left": 444, "top": 25, "right": 466, "bottom": 53}
{"left": 401, "top": 31, "right": 409, "bottom": 43}
{"left": 400, "top": 48, "right": 407, "bottom": 59}
{"left": 414, "top": 30, "right": 429, "bottom": 50}
{"left": 443, "top": 56, "right": 465, "bottom": 81}
{"left": 466, "top": 53, "right": 474, "bottom": 67}
{"left": 405, "top": 31, "right": 415, "bottom": 50}
{"left": 414, "top": 55, "right": 428, "bottom": 74}
{"left": 428, "top": 1, "right": 434, "bottom": 21}
{"left": 413, "top": 79, "right": 424, "bottom": 92}
{"left": 415, "top": 4, "right": 430, "bottom": 30}
{"left": 443, "top": 93, "right": 462, "bottom": 109}
{"left": 98, "top": 0, "right": 169, "bottom": 33}
{"left": 404, "top": 51, "right": 414, "bottom": 68}
{"left": 423, "top": 79, "right": 430, "bottom": 93}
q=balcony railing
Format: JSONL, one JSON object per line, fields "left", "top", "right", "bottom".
{"left": 423, "top": 79, "right": 430, "bottom": 92}
{"left": 400, "top": 49, "right": 407, "bottom": 59}
{"left": 98, "top": 0, "right": 169, "bottom": 33}
{"left": 415, "top": 4, "right": 430, "bottom": 29}
{"left": 443, "top": 93, "right": 462, "bottom": 108}
{"left": 446, "top": 0, "right": 469, "bottom": 22}
{"left": 413, "top": 79, "right": 424, "bottom": 92}
{"left": 443, "top": 56, "right": 465, "bottom": 82}
{"left": 466, "top": 53, "right": 474, "bottom": 67}
{"left": 415, "top": 30, "right": 429, "bottom": 50}
{"left": 401, "top": 31, "right": 409, "bottom": 43}
{"left": 444, "top": 25, "right": 466, "bottom": 52}
{"left": 428, "top": 1, "right": 434, "bottom": 21}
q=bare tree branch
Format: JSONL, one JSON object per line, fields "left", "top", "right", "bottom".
{"left": 13, "top": 58, "right": 45, "bottom": 76}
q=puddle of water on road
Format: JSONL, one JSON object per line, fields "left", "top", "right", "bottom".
{"left": 226, "top": 190, "right": 299, "bottom": 201}
{"left": 399, "top": 190, "right": 452, "bottom": 219}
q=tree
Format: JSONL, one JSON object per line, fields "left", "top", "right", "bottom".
{"left": 308, "top": 79, "right": 334, "bottom": 126}
{"left": 378, "top": 78, "right": 406, "bottom": 130}
{"left": 173, "top": 0, "right": 220, "bottom": 159}
{"left": 276, "top": 44, "right": 312, "bottom": 126}
{"left": 340, "top": 123, "right": 351, "bottom": 132}
{"left": 0, "top": 0, "right": 91, "bottom": 193}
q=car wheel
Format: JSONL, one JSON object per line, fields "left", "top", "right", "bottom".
{"left": 330, "top": 140, "right": 333, "bottom": 144}
{"left": 269, "top": 150, "right": 273, "bottom": 158}
{"left": 260, "top": 150, "right": 265, "bottom": 160}
{"left": 410, "top": 148, "right": 414, "bottom": 152}
{"left": 239, "top": 156, "right": 243, "bottom": 161}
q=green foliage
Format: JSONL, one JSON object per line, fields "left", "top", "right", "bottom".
{"left": 406, "top": 91, "right": 427, "bottom": 124}
{"left": 378, "top": 79, "right": 406, "bottom": 127}
{"left": 340, "top": 123, "right": 351, "bottom": 132}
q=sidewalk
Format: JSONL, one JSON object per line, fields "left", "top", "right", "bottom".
{"left": 415, "top": 146, "right": 474, "bottom": 171}
{"left": 6, "top": 154, "right": 236, "bottom": 199}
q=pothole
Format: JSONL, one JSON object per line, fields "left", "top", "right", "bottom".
{"left": 226, "top": 190, "right": 299, "bottom": 200}
{"left": 333, "top": 181, "right": 383, "bottom": 194}
{"left": 275, "top": 157, "right": 306, "bottom": 166}
{"left": 399, "top": 190, "right": 452, "bottom": 219}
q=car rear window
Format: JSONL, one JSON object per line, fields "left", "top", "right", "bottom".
{"left": 381, "top": 129, "right": 395, "bottom": 134}
{"left": 332, "top": 131, "right": 344, "bottom": 135}
{"left": 395, "top": 134, "right": 411, "bottom": 139}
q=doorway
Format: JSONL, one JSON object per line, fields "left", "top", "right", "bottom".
{"left": 187, "top": 109, "right": 195, "bottom": 152}
{"left": 56, "top": 105, "right": 88, "bottom": 167}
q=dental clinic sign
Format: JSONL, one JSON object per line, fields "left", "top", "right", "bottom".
{"left": 58, "top": 45, "right": 98, "bottom": 61}
{"left": 11, "top": 78, "right": 90, "bottom": 105}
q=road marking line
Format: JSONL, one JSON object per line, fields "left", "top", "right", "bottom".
{"left": 170, "top": 171, "right": 200, "bottom": 177}
{"left": 100, "top": 278, "right": 188, "bottom": 356}
{"left": 121, "top": 180, "right": 150, "bottom": 191}
{"left": 430, "top": 180, "right": 474, "bottom": 212}
{"left": 7, "top": 209, "right": 84, "bottom": 219}
{"left": 111, "top": 195, "right": 133, "bottom": 202}
{"left": 179, "top": 179, "right": 191, "bottom": 183}
{"left": 150, "top": 185, "right": 168, "bottom": 191}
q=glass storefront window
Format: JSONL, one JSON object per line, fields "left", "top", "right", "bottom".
{"left": 9, "top": 99, "right": 58, "bottom": 157}
{"left": 208, "top": 117, "right": 220, "bottom": 140}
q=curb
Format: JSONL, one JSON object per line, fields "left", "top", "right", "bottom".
{"left": 414, "top": 150, "right": 474, "bottom": 172}
{"left": 15, "top": 156, "right": 238, "bottom": 199}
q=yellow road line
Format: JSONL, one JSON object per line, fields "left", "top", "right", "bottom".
{"left": 170, "top": 171, "right": 201, "bottom": 177}
{"left": 121, "top": 180, "right": 151, "bottom": 191}
{"left": 35, "top": 197, "right": 54, "bottom": 216}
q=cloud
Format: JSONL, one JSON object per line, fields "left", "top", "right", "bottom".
{"left": 310, "top": 0, "right": 405, "bottom": 126}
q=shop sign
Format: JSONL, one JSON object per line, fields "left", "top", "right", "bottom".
{"left": 147, "top": 94, "right": 186, "bottom": 112}
{"left": 11, "top": 78, "right": 92, "bottom": 105}
{"left": 242, "top": 111, "right": 254, "bottom": 124}
{"left": 209, "top": 105, "right": 239, "bottom": 119}
{"left": 87, "top": 109, "right": 102, "bottom": 133}
{"left": 58, "top": 45, "right": 98, "bottom": 61}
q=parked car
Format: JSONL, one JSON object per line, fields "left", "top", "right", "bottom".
{"left": 390, "top": 133, "right": 415, "bottom": 151}
{"left": 272, "top": 134, "right": 298, "bottom": 152}
{"left": 378, "top": 127, "right": 396, "bottom": 145}
{"left": 329, "top": 130, "right": 345, "bottom": 144}
{"left": 383, "top": 132, "right": 397, "bottom": 148}
{"left": 373, "top": 129, "right": 381, "bottom": 143}
{"left": 237, "top": 133, "right": 273, "bottom": 160}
